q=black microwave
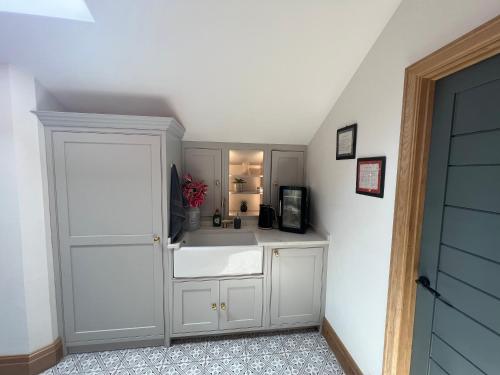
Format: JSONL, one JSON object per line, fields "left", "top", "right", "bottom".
{"left": 278, "top": 186, "right": 308, "bottom": 234}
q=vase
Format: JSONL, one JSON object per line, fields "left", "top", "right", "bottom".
{"left": 234, "top": 183, "right": 245, "bottom": 192}
{"left": 184, "top": 207, "right": 201, "bottom": 231}
{"left": 240, "top": 201, "right": 248, "bottom": 212}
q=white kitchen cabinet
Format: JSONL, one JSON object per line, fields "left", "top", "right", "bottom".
{"left": 53, "top": 132, "right": 165, "bottom": 343}
{"left": 39, "top": 111, "right": 184, "bottom": 350}
{"left": 183, "top": 148, "right": 222, "bottom": 216}
{"left": 270, "top": 151, "right": 305, "bottom": 210}
{"left": 172, "top": 278, "right": 263, "bottom": 333}
{"left": 173, "top": 280, "right": 219, "bottom": 333}
{"left": 219, "top": 279, "right": 263, "bottom": 330}
{"left": 270, "top": 247, "right": 323, "bottom": 325}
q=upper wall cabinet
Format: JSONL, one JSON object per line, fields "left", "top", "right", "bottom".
{"left": 182, "top": 143, "right": 306, "bottom": 217}
{"left": 271, "top": 151, "right": 304, "bottom": 210}
{"left": 183, "top": 148, "right": 222, "bottom": 217}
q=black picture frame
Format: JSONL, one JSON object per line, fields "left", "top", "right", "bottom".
{"left": 336, "top": 123, "right": 357, "bottom": 160}
{"left": 356, "top": 156, "right": 386, "bottom": 198}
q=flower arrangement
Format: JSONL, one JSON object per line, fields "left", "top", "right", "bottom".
{"left": 182, "top": 174, "right": 208, "bottom": 208}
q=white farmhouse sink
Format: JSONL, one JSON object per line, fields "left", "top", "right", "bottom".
{"left": 173, "top": 231, "right": 263, "bottom": 278}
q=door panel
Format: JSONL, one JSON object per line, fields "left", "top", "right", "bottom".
{"left": 433, "top": 301, "right": 500, "bottom": 375}
{"left": 430, "top": 335, "right": 484, "bottom": 375}
{"left": 452, "top": 78, "right": 500, "bottom": 135}
{"left": 270, "top": 247, "right": 322, "bottom": 325}
{"left": 449, "top": 131, "right": 500, "bottom": 165}
{"left": 71, "top": 244, "right": 155, "bottom": 333}
{"left": 219, "top": 279, "right": 263, "bottom": 330}
{"left": 439, "top": 246, "right": 500, "bottom": 299}
{"left": 270, "top": 151, "right": 304, "bottom": 210}
{"left": 183, "top": 148, "right": 222, "bottom": 216}
{"left": 441, "top": 206, "right": 500, "bottom": 262}
{"left": 445, "top": 165, "right": 500, "bottom": 213}
{"left": 437, "top": 273, "right": 500, "bottom": 333}
{"left": 63, "top": 141, "right": 154, "bottom": 236}
{"left": 53, "top": 132, "right": 163, "bottom": 343}
{"left": 172, "top": 280, "right": 219, "bottom": 333}
{"left": 411, "top": 54, "right": 500, "bottom": 374}
{"left": 428, "top": 361, "right": 448, "bottom": 375}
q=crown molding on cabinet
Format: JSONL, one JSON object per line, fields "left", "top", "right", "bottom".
{"left": 34, "top": 110, "right": 185, "bottom": 139}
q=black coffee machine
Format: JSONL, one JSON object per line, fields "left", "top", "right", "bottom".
{"left": 258, "top": 204, "right": 275, "bottom": 229}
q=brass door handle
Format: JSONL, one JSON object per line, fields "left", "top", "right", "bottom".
{"left": 220, "top": 302, "right": 226, "bottom": 311}
{"left": 211, "top": 303, "right": 217, "bottom": 311}
{"left": 273, "top": 249, "right": 279, "bottom": 257}
{"left": 153, "top": 235, "right": 161, "bottom": 243}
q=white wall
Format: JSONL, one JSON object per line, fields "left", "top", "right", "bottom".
{"left": 0, "top": 65, "right": 59, "bottom": 354}
{"left": 34, "top": 78, "right": 66, "bottom": 341}
{"left": 0, "top": 65, "right": 30, "bottom": 355}
{"left": 35, "top": 80, "right": 65, "bottom": 111}
{"left": 306, "top": 1, "right": 500, "bottom": 374}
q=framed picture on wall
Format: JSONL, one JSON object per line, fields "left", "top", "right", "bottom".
{"left": 336, "top": 123, "right": 357, "bottom": 160}
{"left": 356, "top": 156, "right": 386, "bottom": 198}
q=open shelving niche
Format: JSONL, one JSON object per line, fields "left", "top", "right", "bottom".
{"left": 228, "top": 149, "right": 264, "bottom": 217}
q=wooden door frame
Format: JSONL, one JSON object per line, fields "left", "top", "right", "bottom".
{"left": 382, "top": 15, "right": 500, "bottom": 375}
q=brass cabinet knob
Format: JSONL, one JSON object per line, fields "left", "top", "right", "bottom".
{"left": 211, "top": 303, "right": 217, "bottom": 310}
{"left": 273, "top": 249, "right": 279, "bottom": 257}
{"left": 220, "top": 302, "right": 226, "bottom": 311}
{"left": 153, "top": 235, "right": 161, "bottom": 243}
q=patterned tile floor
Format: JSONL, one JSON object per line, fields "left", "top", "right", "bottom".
{"left": 42, "top": 329, "right": 345, "bottom": 375}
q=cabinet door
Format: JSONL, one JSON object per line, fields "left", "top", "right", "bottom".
{"left": 53, "top": 132, "right": 164, "bottom": 344}
{"left": 271, "top": 151, "right": 304, "bottom": 210}
{"left": 219, "top": 279, "right": 263, "bottom": 330}
{"left": 184, "top": 148, "right": 222, "bottom": 216}
{"left": 173, "top": 280, "right": 219, "bottom": 333}
{"left": 270, "top": 247, "right": 323, "bottom": 325}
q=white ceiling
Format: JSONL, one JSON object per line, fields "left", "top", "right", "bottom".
{"left": 0, "top": 0, "right": 401, "bottom": 144}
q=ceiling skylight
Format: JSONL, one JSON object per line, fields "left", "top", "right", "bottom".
{"left": 0, "top": 0, "right": 94, "bottom": 22}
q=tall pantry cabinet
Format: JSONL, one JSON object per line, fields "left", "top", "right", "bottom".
{"left": 38, "top": 111, "right": 184, "bottom": 351}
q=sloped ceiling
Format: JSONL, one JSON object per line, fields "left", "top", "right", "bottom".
{"left": 0, "top": 0, "right": 401, "bottom": 144}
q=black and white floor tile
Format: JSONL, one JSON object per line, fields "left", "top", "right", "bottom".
{"left": 41, "top": 329, "right": 345, "bottom": 375}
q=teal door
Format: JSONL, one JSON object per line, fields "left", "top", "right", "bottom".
{"left": 410, "top": 53, "right": 500, "bottom": 374}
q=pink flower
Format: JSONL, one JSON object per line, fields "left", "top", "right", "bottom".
{"left": 182, "top": 174, "right": 208, "bottom": 208}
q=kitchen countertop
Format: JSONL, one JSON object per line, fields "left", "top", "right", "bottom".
{"left": 167, "top": 226, "right": 329, "bottom": 249}
{"left": 254, "top": 228, "right": 329, "bottom": 247}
